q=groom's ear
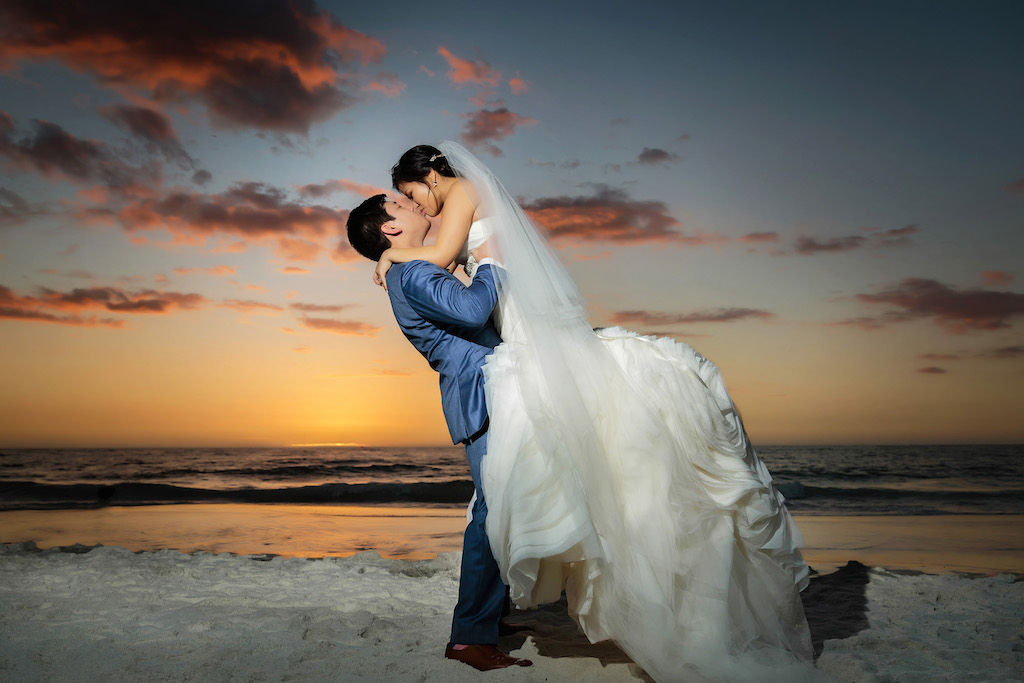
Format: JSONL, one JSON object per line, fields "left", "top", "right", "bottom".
{"left": 380, "top": 222, "right": 402, "bottom": 237}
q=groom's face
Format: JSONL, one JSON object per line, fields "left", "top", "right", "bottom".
{"left": 382, "top": 201, "right": 431, "bottom": 244}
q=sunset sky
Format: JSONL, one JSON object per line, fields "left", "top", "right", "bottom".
{"left": 1, "top": 1, "right": 1022, "bottom": 447}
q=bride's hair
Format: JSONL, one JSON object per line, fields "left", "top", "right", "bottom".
{"left": 391, "top": 145, "right": 456, "bottom": 188}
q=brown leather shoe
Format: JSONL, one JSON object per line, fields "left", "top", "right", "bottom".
{"left": 444, "top": 644, "right": 533, "bottom": 671}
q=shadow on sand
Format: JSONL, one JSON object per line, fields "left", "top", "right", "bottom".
{"left": 500, "top": 595, "right": 647, "bottom": 678}
{"left": 500, "top": 560, "right": 871, "bottom": 672}
{"left": 801, "top": 560, "right": 872, "bottom": 658}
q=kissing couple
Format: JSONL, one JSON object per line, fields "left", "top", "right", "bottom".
{"left": 346, "top": 142, "right": 816, "bottom": 681}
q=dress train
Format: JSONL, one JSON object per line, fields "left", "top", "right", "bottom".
{"left": 481, "top": 326, "right": 815, "bottom": 681}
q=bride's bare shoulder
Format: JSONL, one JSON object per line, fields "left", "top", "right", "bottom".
{"left": 449, "top": 178, "right": 481, "bottom": 222}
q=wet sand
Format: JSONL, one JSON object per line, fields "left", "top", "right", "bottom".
{"left": 2, "top": 504, "right": 1022, "bottom": 574}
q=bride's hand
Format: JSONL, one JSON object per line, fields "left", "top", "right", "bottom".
{"left": 374, "top": 250, "right": 393, "bottom": 291}
{"left": 471, "top": 239, "right": 492, "bottom": 262}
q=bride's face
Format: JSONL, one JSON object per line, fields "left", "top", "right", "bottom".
{"left": 396, "top": 179, "right": 441, "bottom": 218}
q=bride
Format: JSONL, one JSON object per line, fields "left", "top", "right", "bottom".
{"left": 375, "top": 141, "right": 816, "bottom": 681}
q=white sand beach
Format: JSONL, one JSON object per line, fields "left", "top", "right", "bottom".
{"left": 1, "top": 508, "right": 1022, "bottom": 682}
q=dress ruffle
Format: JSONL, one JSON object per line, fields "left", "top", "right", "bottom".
{"left": 481, "top": 326, "right": 815, "bottom": 681}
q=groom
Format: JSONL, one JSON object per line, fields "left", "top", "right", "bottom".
{"left": 346, "top": 194, "right": 531, "bottom": 672}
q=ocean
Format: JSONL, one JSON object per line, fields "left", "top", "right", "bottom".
{"left": 1, "top": 444, "right": 1022, "bottom": 515}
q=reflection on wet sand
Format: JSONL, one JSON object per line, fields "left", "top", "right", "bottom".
{"left": 1, "top": 505, "right": 1022, "bottom": 574}
{"left": 0, "top": 503, "right": 467, "bottom": 559}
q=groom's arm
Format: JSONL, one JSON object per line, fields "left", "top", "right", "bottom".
{"left": 402, "top": 261, "right": 499, "bottom": 329}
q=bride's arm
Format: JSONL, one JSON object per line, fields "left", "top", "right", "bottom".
{"left": 374, "top": 183, "right": 476, "bottom": 288}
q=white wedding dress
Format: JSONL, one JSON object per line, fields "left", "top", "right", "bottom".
{"left": 447, "top": 142, "right": 815, "bottom": 681}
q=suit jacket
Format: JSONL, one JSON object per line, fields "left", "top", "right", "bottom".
{"left": 386, "top": 260, "right": 502, "bottom": 444}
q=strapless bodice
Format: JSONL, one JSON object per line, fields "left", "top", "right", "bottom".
{"left": 468, "top": 218, "right": 494, "bottom": 251}
{"left": 463, "top": 218, "right": 523, "bottom": 343}
{"left": 455, "top": 219, "right": 495, "bottom": 268}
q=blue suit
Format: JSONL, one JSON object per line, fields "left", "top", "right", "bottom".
{"left": 385, "top": 260, "right": 506, "bottom": 646}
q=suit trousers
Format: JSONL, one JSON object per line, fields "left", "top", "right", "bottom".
{"left": 449, "top": 427, "right": 507, "bottom": 646}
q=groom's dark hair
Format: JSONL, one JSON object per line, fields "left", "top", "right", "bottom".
{"left": 346, "top": 194, "right": 392, "bottom": 261}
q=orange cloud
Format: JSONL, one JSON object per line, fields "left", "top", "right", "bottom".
{"left": 99, "top": 104, "right": 194, "bottom": 169}
{"left": 0, "top": 186, "right": 42, "bottom": 225}
{"left": 528, "top": 158, "right": 581, "bottom": 171}
{"left": 468, "top": 90, "right": 502, "bottom": 108}
{"left": 869, "top": 224, "right": 919, "bottom": 247}
{"left": 828, "top": 316, "right": 888, "bottom": 331}
{"left": 637, "top": 147, "right": 679, "bottom": 165}
{"left": 522, "top": 186, "right": 723, "bottom": 246}
{"left": 611, "top": 308, "right": 774, "bottom": 326}
{"left": 571, "top": 250, "right": 613, "bottom": 261}
{"left": 332, "top": 241, "right": 361, "bottom": 263}
{"left": 114, "top": 181, "right": 349, "bottom": 262}
{"left": 437, "top": 46, "right": 500, "bottom": 86}
{"left": 988, "top": 345, "right": 1024, "bottom": 358}
{"left": 0, "top": 307, "right": 123, "bottom": 328}
{"left": 794, "top": 235, "right": 867, "bottom": 255}
{"left": 366, "top": 73, "right": 406, "bottom": 98}
{"left": 1004, "top": 178, "right": 1024, "bottom": 196}
{"left": 0, "top": 282, "right": 206, "bottom": 327}
{"left": 297, "top": 315, "right": 380, "bottom": 336}
{"left": 793, "top": 225, "right": 919, "bottom": 255}
{"left": 1, "top": 114, "right": 157, "bottom": 194}
{"left": 851, "top": 277, "right": 1024, "bottom": 333}
{"left": 736, "top": 232, "right": 780, "bottom": 244}
{"left": 174, "top": 265, "right": 236, "bottom": 277}
{"left": 982, "top": 270, "right": 1013, "bottom": 286}
{"left": 291, "top": 302, "right": 349, "bottom": 313}
{"left": 44, "top": 287, "right": 206, "bottom": 312}
{"left": 0, "top": 285, "right": 124, "bottom": 327}
{"left": 275, "top": 236, "right": 323, "bottom": 262}
{"left": 297, "top": 178, "right": 389, "bottom": 199}
{"left": 509, "top": 72, "right": 528, "bottom": 95}
{"left": 219, "top": 299, "right": 285, "bottom": 314}
{"left": 918, "top": 346, "right": 1024, "bottom": 361}
{"left": 918, "top": 366, "right": 948, "bottom": 374}
{"left": 460, "top": 108, "right": 537, "bottom": 156}
{"left": 0, "top": 0, "right": 386, "bottom": 133}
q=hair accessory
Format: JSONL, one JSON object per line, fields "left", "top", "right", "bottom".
{"left": 429, "top": 153, "right": 445, "bottom": 162}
